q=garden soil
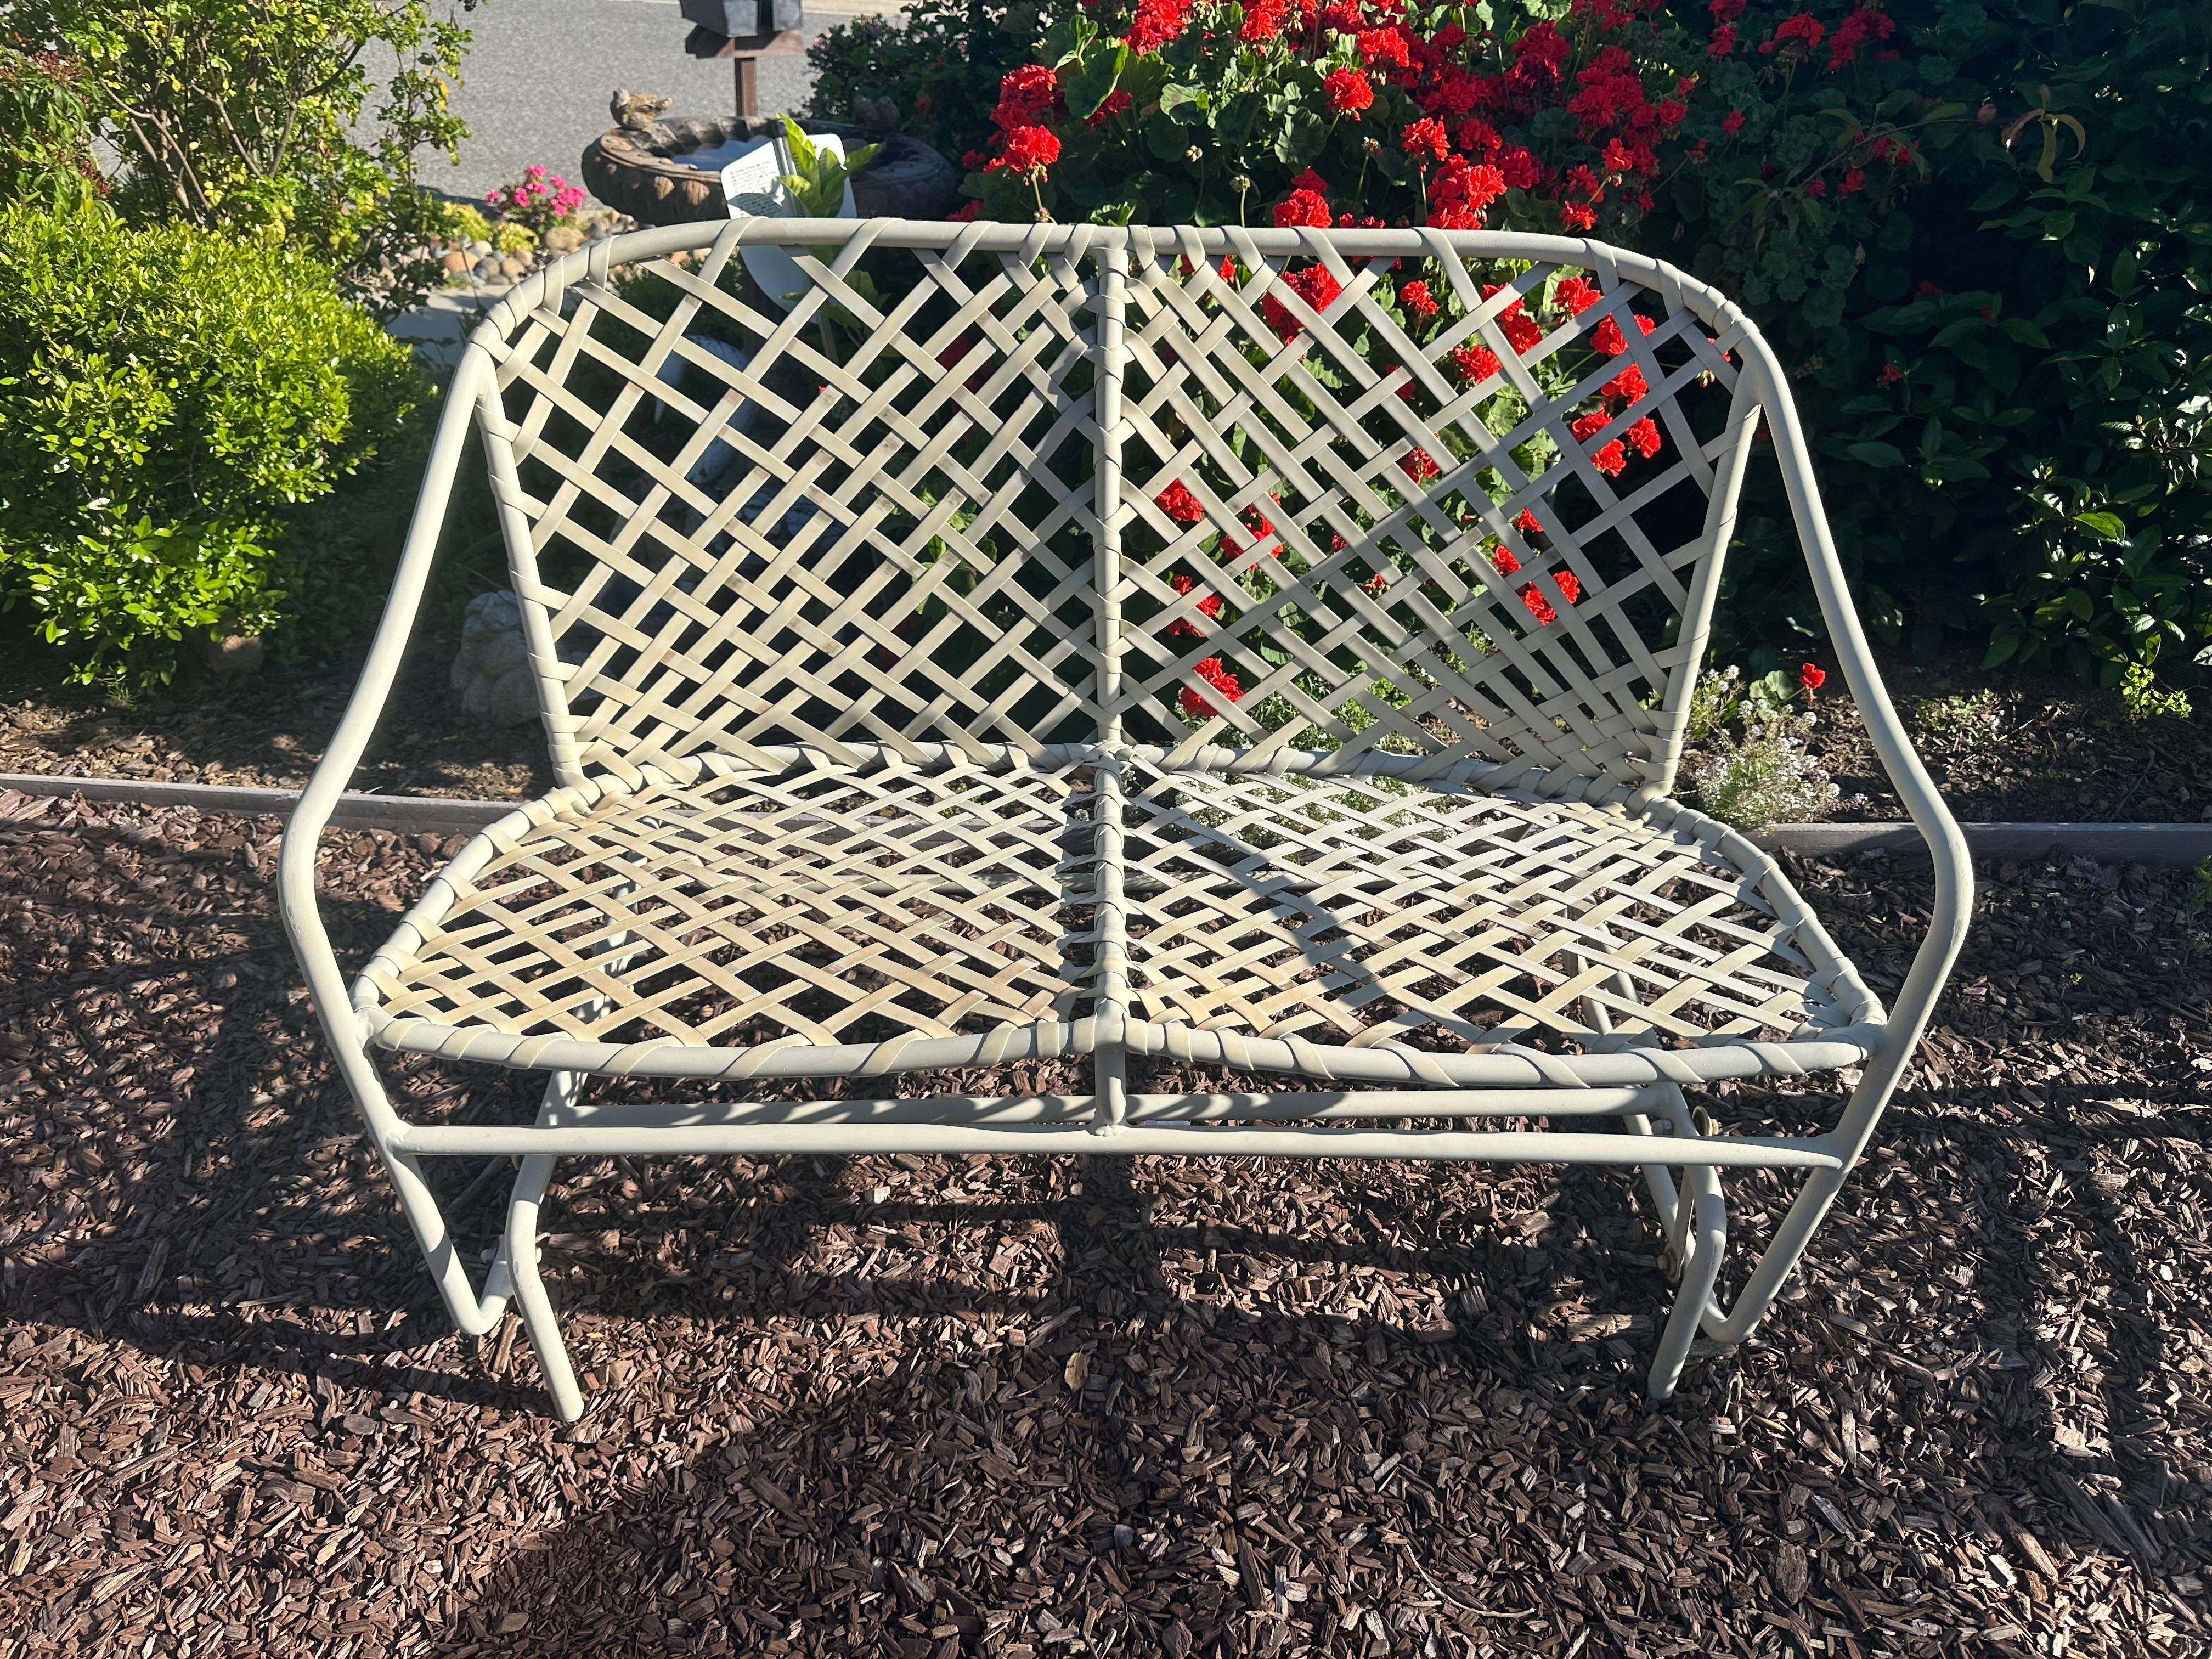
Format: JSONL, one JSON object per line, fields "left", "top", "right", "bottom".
{"left": 4, "top": 635, "right": 2209, "bottom": 824}
{"left": 1, "top": 791, "right": 2207, "bottom": 1655}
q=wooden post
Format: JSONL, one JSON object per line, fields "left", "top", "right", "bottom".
{"left": 682, "top": 24, "right": 807, "bottom": 119}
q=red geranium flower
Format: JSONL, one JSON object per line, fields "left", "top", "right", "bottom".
{"left": 1400, "top": 118, "right": 1449, "bottom": 168}
{"left": 1590, "top": 312, "right": 1655, "bottom": 357}
{"left": 1157, "top": 481, "right": 1205, "bottom": 524}
{"left": 1449, "top": 343, "right": 1502, "bottom": 384}
{"left": 1827, "top": 6, "right": 1894, "bottom": 67}
{"left": 1086, "top": 89, "right": 1133, "bottom": 127}
{"left": 1560, "top": 204, "right": 1597, "bottom": 231}
{"left": 1357, "top": 26, "right": 1412, "bottom": 69}
{"left": 1273, "top": 188, "right": 1333, "bottom": 228}
{"left": 1240, "top": 0, "right": 1288, "bottom": 40}
{"left": 992, "top": 64, "right": 1058, "bottom": 132}
{"left": 1290, "top": 167, "right": 1328, "bottom": 195}
{"left": 1324, "top": 66, "right": 1374, "bottom": 115}
{"left": 999, "top": 126, "right": 1060, "bottom": 178}
{"left": 1481, "top": 283, "right": 1546, "bottom": 354}
{"left": 1520, "top": 569, "right": 1581, "bottom": 624}
{"left": 1763, "top": 12, "right": 1825, "bottom": 55}
{"left": 1721, "top": 108, "right": 1746, "bottom": 136}
{"left": 1398, "top": 279, "right": 1439, "bottom": 319}
{"left": 1514, "top": 509, "right": 1544, "bottom": 535}
{"left": 1165, "top": 572, "right": 1226, "bottom": 641}
{"left": 1798, "top": 663, "right": 1827, "bottom": 691}
{"left": 1401, "top": 447, "right": 1442, "bottom": 484}
{"left": 1428, "top": 157, "right": 1507, "bottom": 229}
{"left": 1555, "top": 275, "right": 1602, "bottom": 316}
{"left": 1570, "top": 410, "right": 1611, "bottom": 443}
{"left": 1126, "top": 0, "right": 1192, "bottom": 53}
{"left": 1260, "top": 263, "right": 1344, "bottom": 341}
{"left": 1590, "top": 439, "right": 1628, "bottom": 477}
{"left": 1180, "top": 657, "right": 1244, "bottom": 717}
{"left": 1626, "top": 416, "right": 1662, "bottom": 459}
{"left": 1604, "top": 363, "right": 1648, "bottom": 405}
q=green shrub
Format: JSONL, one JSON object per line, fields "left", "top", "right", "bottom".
{"left": 0, "top": 43, "right": 107, "bottom": 213}
{"left": 10, "top": 0, "right": 476, "bottom": 314}
{"left": 1645, "top": 0, "right": 2212, "bottom": 698}
{"left": 0, "top": 204, "right": 422, "bottom": 685}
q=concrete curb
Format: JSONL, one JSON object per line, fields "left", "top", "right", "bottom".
{"left": 4, "top": 771, "right": 2210, "bottom": 863}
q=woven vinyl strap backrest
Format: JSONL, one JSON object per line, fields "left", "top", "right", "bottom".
{"left": 474, "top": 220, "right": 1113, "bottom": 780}
{"left": 470, "top": 222, "right": 1765, "bottom": 789}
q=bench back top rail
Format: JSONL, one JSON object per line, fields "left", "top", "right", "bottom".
{"left": 466, "top": 220, "right": 1774, "bottom": 793}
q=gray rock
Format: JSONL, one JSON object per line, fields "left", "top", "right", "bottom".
{"left": 544, "top": 224, "right": 586, "bottom": 253}
{"left": 474, "top": 257, "right": 502, "bottom": 280}
{"left": 450, "top": 590, "right": 542, "bottom": 727}
{"left": 500, "top": 253, "right": 532, "bottom": 280}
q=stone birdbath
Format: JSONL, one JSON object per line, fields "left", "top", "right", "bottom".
{"left": 580, "top": 95, "right": 957, "bottom": 227}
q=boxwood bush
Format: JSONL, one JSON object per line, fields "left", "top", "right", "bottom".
{"left": 0, "top": 204, "right": 422, "bottom": 685}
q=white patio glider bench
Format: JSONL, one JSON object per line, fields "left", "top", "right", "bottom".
{"left": 280, "top": 220, "right": 1971, "bottom": 1420}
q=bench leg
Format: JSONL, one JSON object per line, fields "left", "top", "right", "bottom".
{"left": 1646, "top": 1161, "right": 1725, "bottom": 1402}
{"left": 503, "top": 1153, "right": 586, "bottom": 1422}
{"left": 1628, "top": 1087, "right": 1861, "bottom": 1396}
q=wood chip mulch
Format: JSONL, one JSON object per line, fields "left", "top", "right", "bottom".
{"left": 2, "top": 793, "right": 2209, "bottom": 1657}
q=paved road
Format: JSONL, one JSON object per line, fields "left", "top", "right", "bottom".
{"left": 404, "top": 0, "right": 898, "bottom": 202}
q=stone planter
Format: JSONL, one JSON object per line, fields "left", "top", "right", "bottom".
{"left": 580, "top": 115, "right": 957, "bottom": 228}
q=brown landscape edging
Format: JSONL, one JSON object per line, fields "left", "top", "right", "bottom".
{"left": 3, "top": 770, "right": 2210, "bottom": 862}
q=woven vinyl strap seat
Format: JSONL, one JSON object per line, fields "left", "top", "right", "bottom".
{"left": 281, "top": 221, "right": 1970, "bottom": 1419}
{"left": 354, "top": 747, "right": 1881, "bottom": 1086}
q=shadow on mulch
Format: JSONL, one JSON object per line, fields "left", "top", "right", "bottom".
{"left": 2, "top": 797, "right": 2210, "bottom": 1657}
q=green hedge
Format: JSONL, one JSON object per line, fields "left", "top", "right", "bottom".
{"left": 1649, "top": 0, "right": 2212, "bottom": 691}
{"left": 0, "top": 205, "right": 421, "bottom": 685}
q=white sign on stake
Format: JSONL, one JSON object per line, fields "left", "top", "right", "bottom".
{"left": 720, "top": 128, "right": 858, "bottom": 309}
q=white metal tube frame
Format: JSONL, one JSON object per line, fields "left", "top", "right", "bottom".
{"left": 278, "top": 225, "right": 1972, "bottom": 1421}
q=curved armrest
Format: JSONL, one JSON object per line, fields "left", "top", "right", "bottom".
{"left": 278, "top": 350, "right": 490, "bottom": 1139}
{"left": 1739, "top": 339, "right": 1974, "bottom": 1164}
